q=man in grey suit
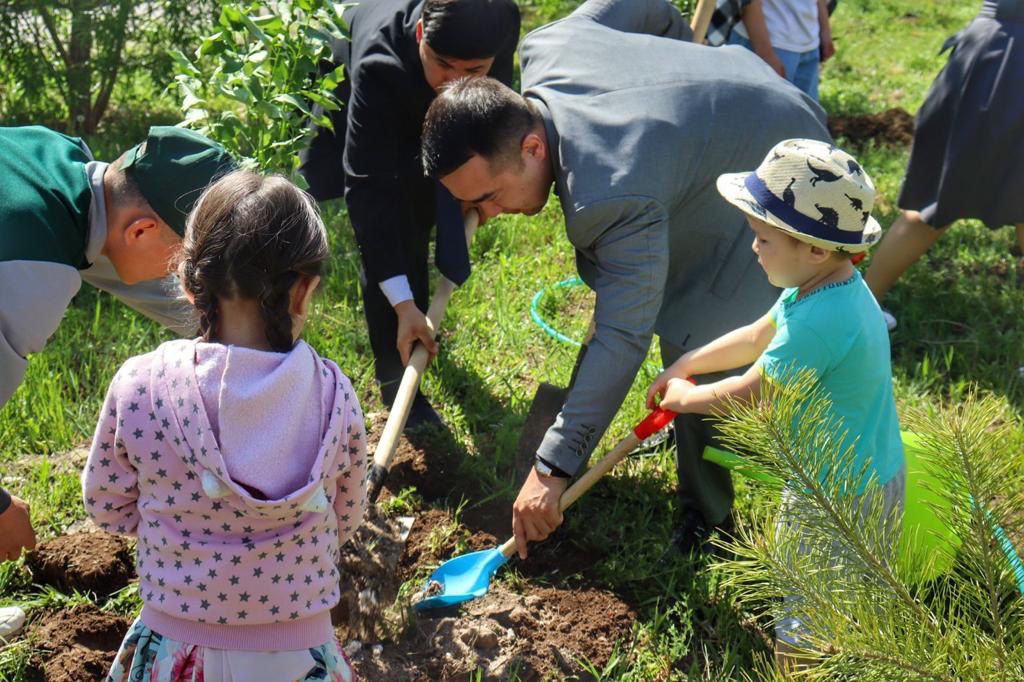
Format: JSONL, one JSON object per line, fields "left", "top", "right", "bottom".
{"left": 421, "top": 0, "right": 831, "bottom": 559}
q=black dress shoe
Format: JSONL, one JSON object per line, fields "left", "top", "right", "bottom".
{"left": 660, "top": 510, "right": 737, "bottom": 566}
{"left": 404, "top": 392, "right": 443, "bottom": 432}
{"left": 380, "top": 381, "right": 443, "bottom": 433}
{"left": 669, "top": 508, "right": 714, "bottom": 556}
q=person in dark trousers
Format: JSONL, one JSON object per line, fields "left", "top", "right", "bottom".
{"left": 299, "top": 0, "right": 520, "bottom": 428}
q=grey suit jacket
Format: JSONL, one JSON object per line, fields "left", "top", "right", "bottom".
{"left": 525, "top": 0, "right": 831, "bottom": 476}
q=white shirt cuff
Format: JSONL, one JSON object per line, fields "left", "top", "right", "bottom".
{"left": 379, "top": 275, "right": 414, "bottom": 307}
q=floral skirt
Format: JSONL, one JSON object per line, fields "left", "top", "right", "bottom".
{"left": 107, "top": 617, "right": 355, "bottom": 682}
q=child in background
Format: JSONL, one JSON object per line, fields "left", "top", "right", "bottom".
{"left": 646, "top": 139, "right": 905, "bottom": 668}
{"left": 728, "top": 0, "right": 835, "bottom": 99}
{"left": 83, "top": 171, "right": 366, "bottom": 681}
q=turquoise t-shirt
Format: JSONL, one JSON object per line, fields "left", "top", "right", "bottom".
{"left": 757, "top": 271, "right": 904, "bottom": 493}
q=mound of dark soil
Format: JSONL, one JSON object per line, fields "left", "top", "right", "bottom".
{"left": 340, "top": 418, "right": 638, "bottom": 680}
{"left": 26, "top": 531, "right": 134, "bottom": 598}
{"left": 348, "top": 582, "right": 637, "bottom": 681}
{"left": 24, "top": 603, "right": 129, "bottom": 682}
{"left": 828, "top": 107, "right": 915, "bottom": 146}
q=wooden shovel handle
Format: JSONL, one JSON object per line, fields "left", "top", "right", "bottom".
{"left": 367, "top": 211, "right": 480, "bottom": 502}
{"left": 499, "top": 406, "right": 679, "bottom": 558}
{"left": 690, "top": 0, "right": 716, "bottom": 45}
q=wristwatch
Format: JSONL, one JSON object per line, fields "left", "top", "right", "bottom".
{"left": 534, "top": 456, "right": 570, "bottom": 479}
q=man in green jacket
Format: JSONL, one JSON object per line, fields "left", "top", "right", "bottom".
{"left": 0, "top": 126, "right": 235, "bottom": 635}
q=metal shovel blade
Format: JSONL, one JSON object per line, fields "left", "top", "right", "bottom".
{"left": 412, "top": 546, "right": 511, "bottom": 610}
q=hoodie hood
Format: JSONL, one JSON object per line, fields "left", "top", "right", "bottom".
{"left": 157, "top": 339, "right": 342, "bottom": 516}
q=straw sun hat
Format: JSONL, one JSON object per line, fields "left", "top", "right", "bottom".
{"left": 716, "top": 138, "right": 881, "bottom": 254}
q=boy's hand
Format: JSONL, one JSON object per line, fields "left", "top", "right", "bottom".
{"left": 819, "top": 31, "right": 835, "bottom": 62}
{"left": 646, "top": 371, "right": 673, "bottom": 409}
{"left": 818, "top": 0, "right": 836, "bottom": 62}
{"left": 660, "top": 377, "right": 696, "bottom": 412}
{"left": 758, "top": 49, "right": 787, "bottom": 78}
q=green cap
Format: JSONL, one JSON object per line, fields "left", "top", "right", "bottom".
{"left": 121, "top": 126, "right": 237, "bottom": 236}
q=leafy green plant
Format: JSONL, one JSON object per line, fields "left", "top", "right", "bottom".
{"left": 577, "top": 643, "right": 629, "bottom": 680}
{"left": 0, "top": 557, "right": 32, "bottom": 602}
{"left": 173, "top": 0, "right": 349, "bottom": 177}
{"left": 15, "top": 585, "right": 93, "bottom": 613}
{"left": 711, "top": 371, "right": 1024, "bottom": 679}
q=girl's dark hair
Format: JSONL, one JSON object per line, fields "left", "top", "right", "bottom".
{"left": 178, "top": 171, "right": 329, "bottom": 352}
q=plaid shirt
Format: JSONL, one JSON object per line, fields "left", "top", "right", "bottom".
{"left": 705, "top": 0, "right": 752, "bottom": 46}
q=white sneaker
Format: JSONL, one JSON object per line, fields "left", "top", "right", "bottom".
{"left": 0, "top": 605, "right": 26, "bottom": 641}
{"left": 881, "top": 308, "right": 898, "bottom": 332}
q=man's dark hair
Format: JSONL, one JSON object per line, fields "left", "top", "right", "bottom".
{"left": 422, "top": 77, "right": 540, "bottom": 178}
{"left": 421, "top": 0, "right": 520, "bottom": 60}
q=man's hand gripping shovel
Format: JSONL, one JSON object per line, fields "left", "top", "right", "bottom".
{"left": 365, "top": 211, "right": 480, "bottom": 506}
{"left": 413, "top": 404, "right": 681, "bottom": 610}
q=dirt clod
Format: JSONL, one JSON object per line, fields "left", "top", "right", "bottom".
{"left": 475, "top": 629, "right": 500, "bottom": 650}
{"left": 25, "top": 531, "right": 134, "bottom": 598}
{"left": 25, "top": 603, "right": 129, "bottom": 682}
{"left": 828, "top": 107, "right": 915, "bottom": 146}
{"left": 411, "top": 578, "right": 445, "bottom": 608}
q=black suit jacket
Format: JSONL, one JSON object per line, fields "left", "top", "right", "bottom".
{"left": 300, "top": 0, "right": 518, "bottom": 285}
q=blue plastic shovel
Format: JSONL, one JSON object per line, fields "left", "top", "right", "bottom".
{"left": 413, "top": 406, "right": 679, "bottom": 610}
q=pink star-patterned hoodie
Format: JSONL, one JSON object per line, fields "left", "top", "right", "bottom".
{"left": 82, "top": 338, "right": 367, "bottom": 650}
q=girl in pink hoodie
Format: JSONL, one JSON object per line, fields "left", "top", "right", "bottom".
{"left": 84, "top": 171, "right": 366, "bottom": 681}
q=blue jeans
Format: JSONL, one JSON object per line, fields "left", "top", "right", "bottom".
{"left": 728, "top": 31, "right": 820, "bottom": 101}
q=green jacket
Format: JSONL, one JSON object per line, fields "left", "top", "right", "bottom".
{"left": 0, "top": 126, "right": 191, "bottom": 411}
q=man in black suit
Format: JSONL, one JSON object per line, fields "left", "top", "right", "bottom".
{"left": 300, "top": 0, "right": 520, "bottom": 427}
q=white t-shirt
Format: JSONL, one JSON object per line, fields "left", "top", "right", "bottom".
{"left": 735, "top": 0, "right": 820, "bottom": 53}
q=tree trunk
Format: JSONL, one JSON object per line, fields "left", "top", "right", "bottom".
{"left": 87, "top": 0, "right": 132, "bottom": 135}
{"left": 66, "top": 0, "right": 94, "bottom": 136}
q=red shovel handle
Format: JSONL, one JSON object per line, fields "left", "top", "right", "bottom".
{"left": 634, "top": 377, "right": 696, "bottom": 439}
{"left": 634, "top": 406, "right": 677, "bottom": 440}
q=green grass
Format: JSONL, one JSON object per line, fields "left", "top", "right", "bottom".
{"left": 2, "top": 0, "right": 1022, "bottom": 679}
{"left": 820, "top": 0, "right": 977, "bottom": 116}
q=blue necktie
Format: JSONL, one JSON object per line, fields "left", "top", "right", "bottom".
{"left": 434, "top": 182, "right": 471, "bottom": 285}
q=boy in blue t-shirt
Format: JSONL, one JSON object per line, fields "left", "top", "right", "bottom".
{"left": 646, "top": 138, "right": 905, "bottom": 668}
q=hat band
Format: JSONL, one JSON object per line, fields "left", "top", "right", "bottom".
{"left": 744, "top": 173, "right": 862, "bottom": 245}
